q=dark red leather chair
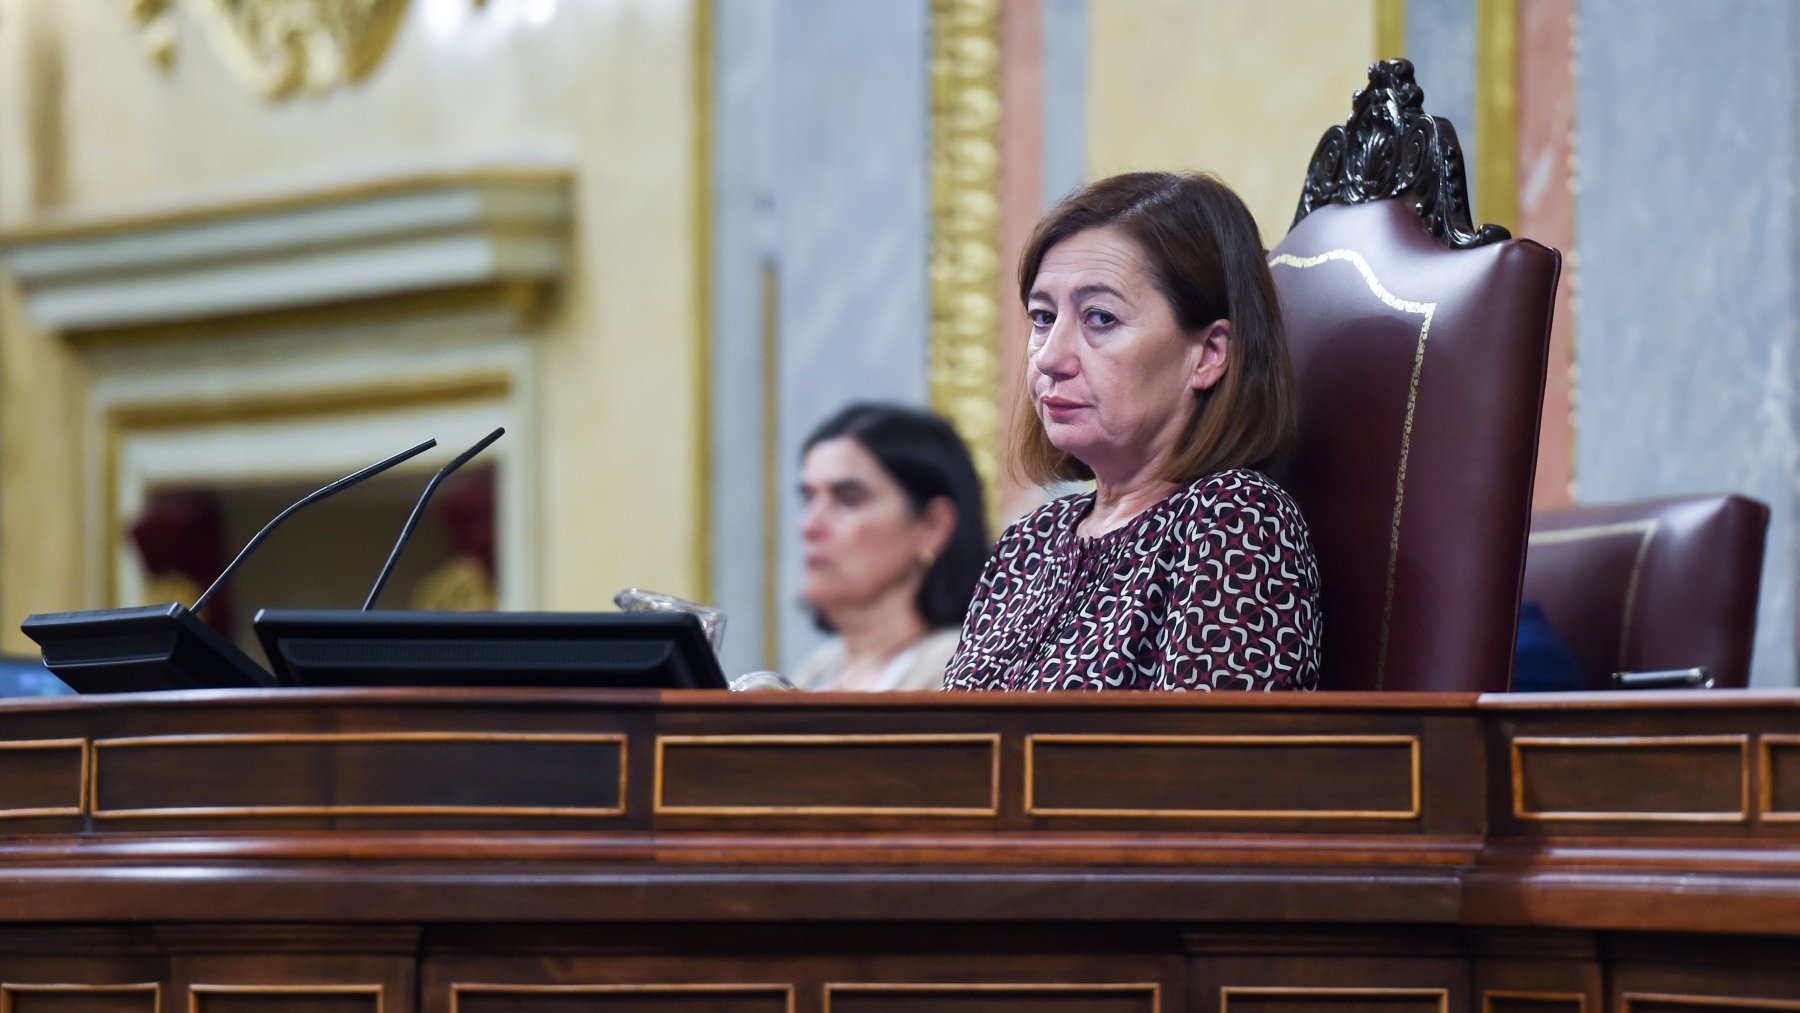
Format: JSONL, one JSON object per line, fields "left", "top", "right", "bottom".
{"left": 1524, "top": 495, "right": 1770, "bottom": 689}
{"left": 1268, "top": 60, "right": 1562, "bottom": 691}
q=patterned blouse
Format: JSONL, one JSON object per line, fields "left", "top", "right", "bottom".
{"left": 942, "top": 469, "right": 1322, "bottom": 692}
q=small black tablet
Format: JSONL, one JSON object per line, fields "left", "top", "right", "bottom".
{"left": 253, "top": 609, "right": 728, "bottom": 690}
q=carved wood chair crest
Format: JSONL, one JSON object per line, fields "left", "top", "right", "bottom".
{"left": 1292, "top": 58, "right": 1509, "bottom": 249}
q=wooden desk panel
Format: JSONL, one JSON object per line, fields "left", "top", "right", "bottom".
{"left": 2, "top": 690, "right": 1799, "bottom": 1013}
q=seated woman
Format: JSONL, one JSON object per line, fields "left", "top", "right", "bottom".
{"left": 943, "top": 171, "right": 1321, "bottom": 692}
{"left": 791, "top": 403, "right": 990, "bottom": 691}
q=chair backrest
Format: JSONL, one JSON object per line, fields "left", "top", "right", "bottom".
{"left": 1267, "top": 60, "right": 1562, "bottom": 692}
{"left": 1524, "top": 495, "right": 1770, "bottom": 689}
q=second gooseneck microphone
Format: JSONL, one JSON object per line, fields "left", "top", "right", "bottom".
{"left": 192, "top": 438, "right": 439, "bottom": 616}
{"left": 363, "top": 427, "right": 506, "bottom": 610}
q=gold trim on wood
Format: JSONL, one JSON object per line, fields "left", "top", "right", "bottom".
{"left": 929, "top": 0, "right": 1004, "bottom": 526}
{"left": 1484, "top": 991, "right": 1586, "bottom": 1012}
{"left": 1026, "top": 734, "right": 1421, "bottom": 820}
{"left": 0, "top": 738, "right": 89, "bottom": 819}
{"left": 824, "top": 982, "right": 1160, "bottom": 1012}
{"left": 190, "top": 984, "right": 382, "bottom": 1013}
{"left": 3, "top": 982, "right": 160, "bottom": 1013}
{"left": 1527, "top": 519, "right": 1658, "bottom": 672}
{"left": 450, "top": 982, "right": 795, "bottom": 1013}
{"left": 1621, "top": 995, "right": 1800, "bottom": 1011}
{"left": 90, "top": 732, "right": 627, "bottom": 820}
{"left": 1268, "top": 250, "right": 1434, "bottom": 689}
{"left": 1758, "top": 734, "right": 1800, "bottom": 822}
{"left": 654, "top": 733, "right": 1002, "bottom": 816}
{"left": 1511, "top": 735, "right": 1751, "bottom": 823}
{"left": 1222, "top": 986, "right": 1448, "bottom": 1012}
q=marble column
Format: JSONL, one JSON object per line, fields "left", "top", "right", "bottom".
{"left": 709, "top": 0, "right": 933, "bottom": 676}
{"left": 1574, "top": 0, "right": 1798, "bottom": 686}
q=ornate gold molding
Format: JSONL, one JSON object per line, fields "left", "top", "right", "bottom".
{"left": 120, "top": 0, "right": 414, "bottom": 99}
{"left": 929, "top": 0, "right": 1003, "bottom": 519}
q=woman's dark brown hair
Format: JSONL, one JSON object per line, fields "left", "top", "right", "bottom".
{"left": 1010, "top": 171, "right": 1295, "bottom": 485}
{"left": 802, "top": 403, "right": 990, "bottom": 630}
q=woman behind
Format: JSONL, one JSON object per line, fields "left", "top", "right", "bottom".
{"left": 943, "top": 171, "right": 1322, "bottom": 692}
{"left": 791, "top": 403, "right": 989, "bottom": 691}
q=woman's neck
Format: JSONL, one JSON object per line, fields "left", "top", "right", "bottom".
{"left": 1082, "top": 466, "right": 1181, "bottom": 538}
{"left": 830, "top": 588, "right": 931, "bottom": 673}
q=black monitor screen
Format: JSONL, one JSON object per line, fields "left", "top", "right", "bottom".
{"left": 253, "top": 609, "right": 728, "bottom": 690}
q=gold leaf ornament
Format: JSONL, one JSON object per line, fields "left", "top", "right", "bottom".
{"left": 119, "top": 0, "right": 415, "bottom": 99}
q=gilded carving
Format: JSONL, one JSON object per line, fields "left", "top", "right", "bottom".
{"left": 929, "top": 0, "right": 1003, "bottom": 519}
{"left": 119, "top": 0, "right": 414, "bottom": 99}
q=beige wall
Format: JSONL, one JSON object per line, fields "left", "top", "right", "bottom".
{"left": 1087, "top": 0, "right": 1377, "bottom": 247}
{"left": 0, "top": 0, "right": 705, "bottom": 649}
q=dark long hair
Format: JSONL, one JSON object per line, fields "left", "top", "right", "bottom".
{"left": 1012, "top": 171, "right": 1295, "bottom": 484}
{"left": 802, "top": 403, "right": 990, "bottom": 629}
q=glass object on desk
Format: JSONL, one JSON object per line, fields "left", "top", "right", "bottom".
{"left": 613, "top": 587, "right": 727, "bottom": 653}
{"left": 728, "top": 669, "right": 797, "bottom": 692}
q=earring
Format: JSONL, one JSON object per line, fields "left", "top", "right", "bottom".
{"left": 919, "top": 549, "right": 937, "bottom": 570}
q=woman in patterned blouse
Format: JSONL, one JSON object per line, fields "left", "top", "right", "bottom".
{"left": 942, "top": 172, "right": 1322, "bottom": 692}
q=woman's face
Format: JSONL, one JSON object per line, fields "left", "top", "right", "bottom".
{"left": 798, "top": 437, "right": 942, "bottom": 621}
{"left": 1026, "top": 225, "right": 1229, "bottom": 483}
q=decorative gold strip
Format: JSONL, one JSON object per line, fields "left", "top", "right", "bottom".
{"left": 692, "top": 0, "right": 715, "bottom": 604}
{"left": 1475, "top": 0, "right": 1519, "bottom": 233}
{"left": 1525, "top": 519, "right": 1658, "bottom": 544}
{"left": 1025, "top": 734, "right": 1421, "bottom": 820}
{"left": 929, "top": 0, "right": 1004, "bottom": 526}
{"left": 1268, "top": 250, "right": 1434, "bottom": 690}
{"left": 450, "top": 982, "right": 795, "bottom": 1013}
{"left": 654, "top": 733, "right": 1001, "bottom": 816}
{"left": 825, "top": 982, "right": 1160, "bottom": 1012}
{"left": 760, "top": 260, "right": 782, "bottom": 672}
{"left": 190, "top": 984, "right": 381, "bottom": 1013}
{"left": 1758, "top": 734, "right": 1800, "bottom": 823}
{"left": 91, "top": 732, "right": 627, "bottom": 820}
{"left": 1511, "top": 735, "right": 1750, "bottom": 823}
{"left": 1222, "top": 986, "right": 1448, "bottom": 1012}
{"left": 1375, "top": 0, "right": 1408, "bottom": 60}
{"left": 2, "top": 982, "right": 160, "bottom": 1013}
{"left": 0, "top": 738, "right": 89, "bottom": 819}
{"left": 1484, "top": 990, "right": 1586, "bottom": 1012}
{"left": 1622, "top": 995, "right": 1800, "bottom": 1011}
{"left": 1527, "top": 519, "right": 1658, "bottom": 672}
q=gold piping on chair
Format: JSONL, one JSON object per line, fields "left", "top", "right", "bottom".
{"left": 1527, "top": 519, "right": 1658, "bottom": 673}
{"left": 1269, "top": 249, "right": 1435, "bottom": 690}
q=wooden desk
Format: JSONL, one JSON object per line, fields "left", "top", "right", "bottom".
{"left": 3, "top": 689, "right": 1799, "bottom": 1012}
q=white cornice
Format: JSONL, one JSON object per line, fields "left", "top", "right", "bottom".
{"left": 1, "top": 169, "right": 571, "bottom": 334}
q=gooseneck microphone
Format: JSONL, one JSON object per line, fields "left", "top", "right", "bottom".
{"left": 363, "top": 427, "right": 505, "bottom": 610}
{"left": 25, "top": 436, "right": 440, "bottom": 693}
{"left": 191, "top": 438, "right": 438, "bottom": 615}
